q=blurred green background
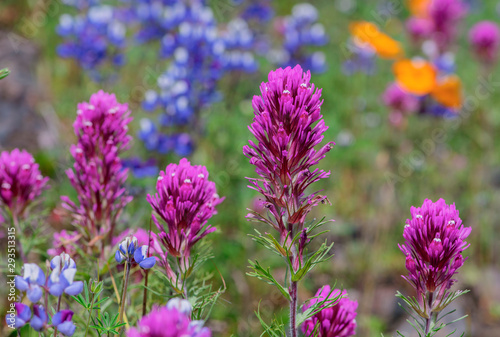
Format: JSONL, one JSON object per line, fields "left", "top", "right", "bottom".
{"left": 1, "top": 0, "right": 500, "bottom": 336}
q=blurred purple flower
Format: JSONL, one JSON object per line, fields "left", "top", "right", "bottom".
{"left": 127, "top": 299, "right": 211, "bottom": 337}
{"left": 382, "top": 83, "right": 419, "bottom": 115}
{"left": 302, "top": 286, "right": 357, "bottom": 337}
{"left": 469, "top": 20, "right": 500, "bottom": 64}
{"left": 428, "top": 0, "right": 468, "bottom": 53}
{"left": 273, "top": 3, "right": 328, "bottom": 73}
{"left": 0, "top": 149, "right": 48, "bottom": 218}
{"left": 47, "top": 230, "right": 81, "bottom": 257}
{"left": 399, "top": 199, "right": 471, "bottom": 303}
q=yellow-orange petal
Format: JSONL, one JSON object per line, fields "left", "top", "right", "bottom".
{"left": 349, "top": 21, "right": 380, "bottom": 44}
{"left": 408, "top": 0, "right": 431, "bottom": 18}
{"left": 393, "top": 59, "right": 437, "bottom": 95}
{"left": 431, "top": 75, "right": 462, "bottom": 109}
{"left": 370, "top": 34, "right": 404, "bottom": 59}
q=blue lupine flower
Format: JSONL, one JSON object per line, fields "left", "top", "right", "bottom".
{"left": 5, "top": 303, "right": 31, "bottom": 329}
{"left": 52, "top": 310, "right": 76, "bottom": 337}
{"left": 116, "top": 236, "right": 156, "bottom": 269}
{"left": 115, "top": 236, "right": 138, "bottom": 263}
{"left": 57, "top": 3, "right": 127, "bottom": 80}
{"left": 221, "top": 18, "right": 258, "bottom": 72}
{"left": 138, "top": 1, "right": 226, "bottom": 156}
{"left": 30, "top": 305, "right": 48, "bottom": 332}
{"left": 50, "top": 253, "right": 76, "bottom": 270}
{"left": 272, "top": 3, "right": 328, "bottom": 73}
{"left": 166, "top": 298, "right": 192, "bottom": 316}
{"left": 133, "top": 245, "right": 157, "bottom": 269}
{"left": 48, "top": 253, "right": 83, "bottom": 297}
{"left": 15, "top": 263, "right": 45, "bottom": 303}
{"left": 122, "top": 157, "right": 159, "bottom": 178}
{"left": 342, "top": 41, "right": 376, "bottom": 76}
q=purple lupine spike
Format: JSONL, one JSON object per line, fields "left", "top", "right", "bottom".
{"left": 469, "top": 21, "right": 500, "bottom": 65}
{"left": 399, "top": 199, "right": 471, "bottom": 303}
{"left": 127, "top": 299, "right": 211, "bottom": 337}
{"left": 147, "top": 158, "right": 224, "bottom": 259}
{"left": 62, "top": 90, "right": 133, "bottom": 248}
{"left": 302, "top": 285, "right": 357, "bottom": 337}
{"left": 243, "top": 65, "right": 334, "bottom": 242}
{"left": 0, "top": 149, "right": 49, "bottom": 218}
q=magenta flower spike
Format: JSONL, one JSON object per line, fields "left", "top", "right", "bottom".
{"left": 469, "top": 21, "right": 500, "bottom": 65}
{"left": 62, "top": 90, "right": 132, "bottom": 249}
{"left": 127, "top": 299, "right": 211, "bottom": 337}
{"left": 243, "top": 65, "right": 334, "bottom": 243}
{"left": 399, "top": 199, "right": 471, "bottom": 310}
{"left": 302, "top": 286, "right": 357, "bottom": 337}
{"left": 147, "top": 158, "right": 224, "bottom": 265}
{"left": 0, "top": 149, "right": 48, "bottom": 218}
{"left": 428, "top": 0, "right": 467, "bottom": 54}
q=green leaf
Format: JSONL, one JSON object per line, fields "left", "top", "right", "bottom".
{"left": 247, "top": 260, "right": 291, "bottom": 301}
{"left": 0, "top": 68, "right": 9, "bottom": 80}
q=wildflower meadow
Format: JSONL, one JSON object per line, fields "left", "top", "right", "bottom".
{"left": 1, "top": 0, "right": 500, "bottom": 336}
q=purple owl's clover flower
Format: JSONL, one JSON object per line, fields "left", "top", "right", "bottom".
{"left": 244, "top": 65, "right": 334, "bottom": 337}
{"left": 469, "top": 21, "right": 500, "bottom": 66}
{"left": 147, "top": 159, "right": 223, "bottom": 291}
{"left": 127, "top": 298, "right": 211, "bottom": 337}
{"left": 302, "top": 286, "right": 357, "bottom": 337}
{"left": 399, "top": 199, "right": 471, "bottom": 323}
{"left": 62, "top": 90, "right": 132, "bottom": 252}
{"left": 0, "top": 149, "right": 49, "bottom": 219}
{"left": 244, "top": 65, "right": 334, "bottom": 245}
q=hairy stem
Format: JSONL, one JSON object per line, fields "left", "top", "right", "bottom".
{"left": 84, "top": 285, "right": 96, "bottom": 337}
{"left": 12, "top": 214, "right": 26, "bottom": 262}
{"left": 142, "top": 270, "right": 149, "bottom": 317}
{"left": 424, "top": 292, "right": 434, "bottom": 336}
{"left": 119, "top": 262, "right": 131, "bottom": 325}
{"left": 290, "top": 280, "right": 298, "bottom": 337}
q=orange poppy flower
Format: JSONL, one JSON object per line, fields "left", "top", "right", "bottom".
{"left": 349, "top": 21, "right": 403, "bottom": 59}
{"left": 393, "top": 59, "right": 437, "bottom": 95}
{"left": 431, "top": 75, "right": 462, "bottom": 109}
{"left": 408, "top": 0, "right": 431, "bottom": 18}
{"left": 370, "top": 34, "right": 404, "bottom": 59}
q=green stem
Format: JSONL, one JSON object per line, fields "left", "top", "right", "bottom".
{"left": 119, "top": 262, "right": 131, "bottom": 325}
{"left": 53, "top": 296, "right": 62, "bottom": 337}
{"left": 289, "top": 280, "right": 298, "bottom": 337}
{"left": 12, "top": 214, "right": 27, "bottom": 262}
{"left": 84, "top": 285, "right": 96, "bottom": 337}
{"left": 424, "top": 292, "right": 434, "bottom": 336}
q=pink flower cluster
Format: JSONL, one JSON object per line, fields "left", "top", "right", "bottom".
{"left": 62, "top": 90, "right": 132, "bottom": 247}
{"left": 382, "top": 83, "right": 420, "bottom": 126}
{"left": 399, "top": 199, "right": 471, "bottom": 303}
{"left": 147, "top": 158, "right": 224, "bottom": 260}
{"left": 302, "top": 286, "right": 357, "bottom": 337}
{"left": 128, "top": 299, "right": 211, "bottom": 337}
{"left": 0, "top": 149, "right": 48, "bottom": 218}
{"left": 243, "top": 65, "right": 334, "bottom": 242}
{"left": 406, "top": 0, "right": 468, "bottom": 54}
{"left": 469, "top": 21, "right": 500, "bottom": 65}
